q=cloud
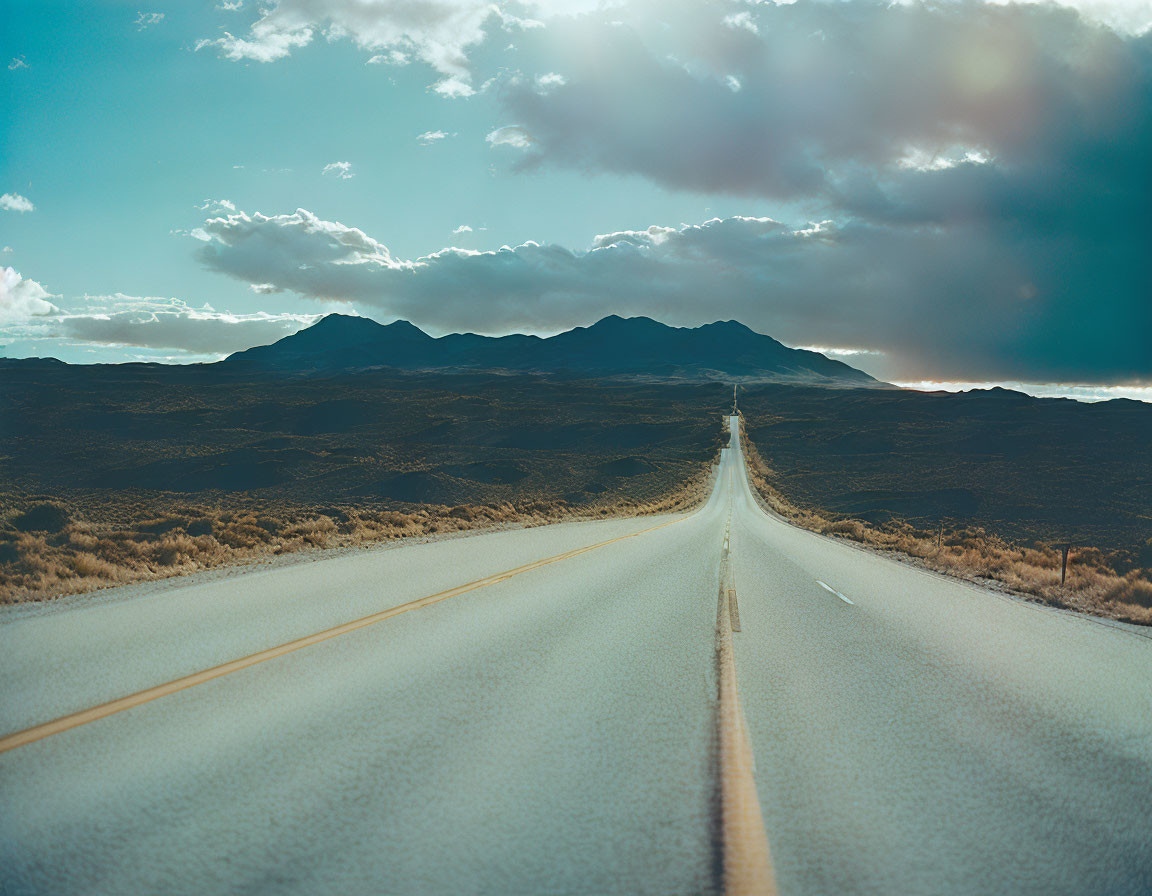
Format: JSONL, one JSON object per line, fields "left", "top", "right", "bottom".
{"left": 486, "top": 125, "right": 534, "bottom": 149}
{"left": 0, "top": 284, "right": 317, "bottom": 357}
{"left": 322, "top": 161, "right": 355, "bottom": 179}
{"left": 535, "top": 72, "right": 566, "bottom": 91}
{"left": 197, "top": 198, "right": 237, "bottom": 213}
{"left": 417, "top": 130, "right": 455, "bottom": 144}
{"left": 194, "top": 0, "right": 503, "bottom": 95}
{"left": 1, "top": 193, "right": 35, "bottom": 213}
{"left": 452, "top": 225, "right": 474, "bottom": 234}
{"left": 431, "top": 76, "right": 476, "bottom": 98}
{"left": 192, "top": 208, "right": 1152, "bottom": 384}
{"left": 0, "top": 268, "right": 60, "bottom": 323}
{"left": 8, "top": 56, "right": 28, "bottom": 71}
{"left": 217, "top": 1, "right": 243, "bottom": 10}
{"left": 367, "top": 50, "right": 409, "bottom": 65}
{"left": 134, "top": 12, "right": 165, "bottom": 31}
{"left": 722, "top": 11, "right": 758, "bottom": 35}
{"left": 464, "top": 0, "right": 1150, "bottom": 385}
{"left": 1006, "top": 0, "right": 1152, "bottom": 34}
{"left": 195, "top": 210, "right": 409, "bottom": 300}
{"left": 195, "top": 29, "right": 311, "bottom": 64}
{"left": 56, "top": 297, "right": 316, "bottom": 354}
{"left": 497, "top": 0, "right": 1152, "bottom": 219}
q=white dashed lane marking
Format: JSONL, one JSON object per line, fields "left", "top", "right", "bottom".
{"left": 817, "top": 580, "right": 855, "bottom": 605}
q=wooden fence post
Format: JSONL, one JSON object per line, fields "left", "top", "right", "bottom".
{"left": 1058, "top": 543, "right": 1072, "bottom": 585}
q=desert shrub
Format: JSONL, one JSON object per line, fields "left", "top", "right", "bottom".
{"left": 216, "top": 521, "right": 272, "bottom": 549}
{"left": 288, "top": 516, "right": 337, "bottom": 546}
{"left": 155, "top": 534, "right": 198, "bottom": 566}
{"left": 68, "top": 530, "right": 100, "bottom": 550}
{"left": 1104, "top": 576, "right": 1152, "bottom": 609}
{"left": 820, "top": 519, "right": 867, "bottom": 538}
{"left": 11, "top": 502, "right": 71, "bottom": 533}
{"left": 70, "top": 553, "right": 120, "bottom": 579}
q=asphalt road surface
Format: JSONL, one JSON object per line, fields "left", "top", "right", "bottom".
{"left": 2, "top": 416, "right": 1150, "bottom": 895}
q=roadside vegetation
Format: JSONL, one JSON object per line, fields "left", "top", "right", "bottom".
{"left": 0, "top": 366, "right": 725, "bottom": 603}
{"left": 0, "top": 478, "right": 714, "bottom": 603}
{"left": 738, "top": 386, "right": 1152, "bottom": 625}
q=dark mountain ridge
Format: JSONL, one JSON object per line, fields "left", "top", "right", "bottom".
{"left": 222, "top": 313, "right": 882, "bottom": 385}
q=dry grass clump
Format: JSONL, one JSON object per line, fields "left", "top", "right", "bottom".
{"left": 739, "top": 418, "right": 1152, "bottom": 625}
{"left": 0, "top": 456, "right": 717, "bottom": 605}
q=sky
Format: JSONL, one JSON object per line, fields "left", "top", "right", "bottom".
{"left": 1, "top": 0, "right": 1150, "bottom": 399}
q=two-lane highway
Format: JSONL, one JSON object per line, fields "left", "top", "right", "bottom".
{"left": 2, "top": 416, "right": 1150, "bottom": 895}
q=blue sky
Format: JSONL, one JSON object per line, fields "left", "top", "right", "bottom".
{"left": 2, "top": 0, "right": 1150, "bottom": 398}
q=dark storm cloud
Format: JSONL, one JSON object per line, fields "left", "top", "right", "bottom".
{"left": 482, "top": 0, "right": 1152, "bottom": 382}
{"left": 498, "top": 0, "right": 1152, "bottom": 219}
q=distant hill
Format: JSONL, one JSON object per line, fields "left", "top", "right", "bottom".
{"left": 222, "top": 314, "right": 882, "bottom": 385}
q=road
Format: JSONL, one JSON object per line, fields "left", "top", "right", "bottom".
{"left": 1, "top": 416, "right": 1150, "bottom": 895}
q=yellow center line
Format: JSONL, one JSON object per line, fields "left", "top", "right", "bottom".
{"left": 0, "top": 514, "right": 687, "bottom": 755}
{"left": 716, "top": 517, "right": 778, "bottom": 896}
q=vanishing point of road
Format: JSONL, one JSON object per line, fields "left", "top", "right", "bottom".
{"left": 2, "top": 417, "right": 1150, "bottom": 895}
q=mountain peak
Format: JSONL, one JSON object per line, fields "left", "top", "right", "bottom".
{"left": 586, "top": 314, "right": 665, "bottom": 330}
{"left": 701, "top": 319, "right": 756, "bottom": 334}
{"left": 381, "top": 319, "right": 431, "bottom": 337}
{"left": 309, "top": 313, "right": 378, "bottom": 330}
{"left": 223, "top": 313, "right": 880, "bottom": 384}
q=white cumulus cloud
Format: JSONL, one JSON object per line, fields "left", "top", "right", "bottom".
{"left": 194, "top": 0, "right": 502, "bottom": 95}
{"left": 0, "top": 267, "right": 60, "bottom": 323}
{"left": 198, "top": 198, "right": 237, "bottom": 213}
{"left": 367, "top": 49, "right": 410, "bottom": 65}
{"left": 322, "top": 161, "right": 355, "bottom": 179}
{"left": 1, "top": 193, "right": 35, "bottom": 213}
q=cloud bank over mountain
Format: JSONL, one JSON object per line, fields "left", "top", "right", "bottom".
{"left": 193, "top": 204, "right": 1149, "bottom": 384}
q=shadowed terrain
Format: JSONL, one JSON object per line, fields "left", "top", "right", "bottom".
{"left": 739, "top": 384, "right": 1152, "bottom": 622}
{"left": 0, "top": 362, "right": 726, "bottom": 602}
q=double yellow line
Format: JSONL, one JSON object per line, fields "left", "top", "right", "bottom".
{"left": 0, "top": 515, "right": 686, "bottom": 755}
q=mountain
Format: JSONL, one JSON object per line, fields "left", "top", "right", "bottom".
{"left": 222, "top": 314, "right": 882, "bottom": 385}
